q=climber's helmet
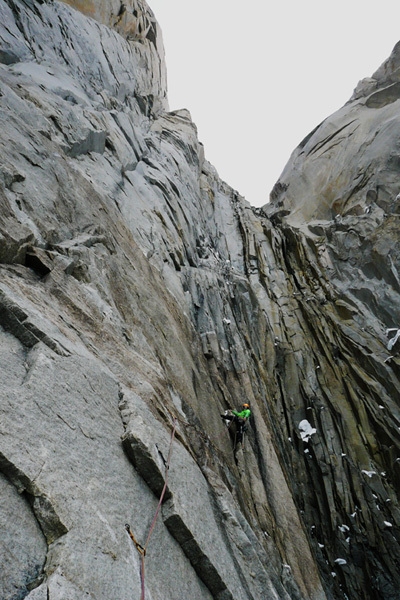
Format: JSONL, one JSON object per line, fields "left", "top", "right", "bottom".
{"left": 242, "top": 403, "right": 250, "bottom": 409}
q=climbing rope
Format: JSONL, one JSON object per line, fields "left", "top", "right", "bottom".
{"left": 125, "top": 407, "right": 248, "bottom": 595}
{"left": 126, "top": 417, "right": 177, "bottom": 600}
{"left": 172, "top": 408, "right": 234, "bottom": 449}
{"left": 166, "top": 407, "right": 211, "bottom": 443}
{"left": 222, "top": 411, "right": 247, "bottom": 450}
{"left": 166, "top": 408, "right": 246, "bottom": 460}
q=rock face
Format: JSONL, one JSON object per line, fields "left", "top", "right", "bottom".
{"left": 0, "top": 2, "right": 399, "bottom": 599}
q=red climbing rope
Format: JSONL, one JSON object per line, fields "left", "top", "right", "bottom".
{"left": 126, "top": 417, "right": 177, "bottom": 600}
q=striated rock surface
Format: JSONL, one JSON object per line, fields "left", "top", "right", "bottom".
{"left": 0, "top": 1, "right": 399, "bottom": 599}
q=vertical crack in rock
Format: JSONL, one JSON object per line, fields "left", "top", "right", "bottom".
{"left": 1, "top": 1, "right": 400, "bottom": 599}
{"left": 120, "top": 390, "right": 291, "bottom": 600}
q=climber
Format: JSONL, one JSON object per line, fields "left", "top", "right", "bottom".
{"left": 221, "top": 403, "right": 251, "bottom": 444}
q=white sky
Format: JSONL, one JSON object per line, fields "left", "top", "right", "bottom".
{"left": 148, "top": 1, "right": 400, "bottom": 207}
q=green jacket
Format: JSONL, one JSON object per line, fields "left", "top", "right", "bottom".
{"left": 232, "top": 408, "right": 251, "bottom": 420}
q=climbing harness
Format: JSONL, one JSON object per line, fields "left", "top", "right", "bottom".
{"left": 222, "top": 409, "right": 249, "bottom": 450}
{"left": 126, "top": 417, "right": 177, "bottom": 600}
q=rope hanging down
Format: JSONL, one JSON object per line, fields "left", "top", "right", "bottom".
{"left": 126, "top": 417, "right": 177, "bottom": 600}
